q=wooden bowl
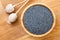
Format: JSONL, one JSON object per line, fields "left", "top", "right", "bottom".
{"left": 21, "top": 3, "right": 56, "bottom": 37}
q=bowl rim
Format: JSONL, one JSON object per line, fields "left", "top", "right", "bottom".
{"left": 20, "top": 3, "right": 56, "bottom": 37}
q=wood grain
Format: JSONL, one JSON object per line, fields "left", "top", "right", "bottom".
{"left": 0, "top": 0, "right": 60, "bottom": 40}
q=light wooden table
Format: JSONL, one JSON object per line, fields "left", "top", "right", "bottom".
{"left": 0, "top": 0, "right": 60, "bottom": 40}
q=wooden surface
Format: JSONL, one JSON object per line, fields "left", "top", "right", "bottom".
{"left": 0, "top": 0, "right": 60, "bottom": 40}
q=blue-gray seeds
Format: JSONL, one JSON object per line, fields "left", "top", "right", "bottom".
{"left": 23, "top": 5, "right": 54, "bottom": 35}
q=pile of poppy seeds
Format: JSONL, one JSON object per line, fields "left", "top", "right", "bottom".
{"left": 23, "top": 5, "right": 54, "bottom": 35}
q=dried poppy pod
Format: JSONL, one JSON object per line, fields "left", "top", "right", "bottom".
{"left": 5, "top": 0, "right": 27, "bottom": 13}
